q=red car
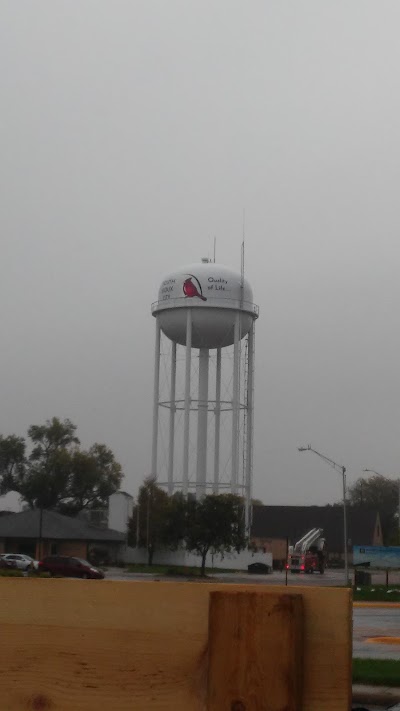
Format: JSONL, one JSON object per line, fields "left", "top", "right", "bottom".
{"left": 38, "top": 556, "right": 104, "bottom": 579}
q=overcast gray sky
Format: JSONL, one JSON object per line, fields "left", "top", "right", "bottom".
{"left": 1, "top": 1, "right": 400, "bottom": 511}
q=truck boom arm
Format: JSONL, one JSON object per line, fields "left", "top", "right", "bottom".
{"left": 293, "top": 527, "right": 324, "bottom": 554}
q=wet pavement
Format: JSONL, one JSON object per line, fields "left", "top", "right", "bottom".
{"left": 105, "top": 567, "right": 349, "bottom": 585}
{"left": 354, "top": 607, "right": 400, "bottom": 659}
{"left": 105, "top": 568, "right": 400, "bottom": 660}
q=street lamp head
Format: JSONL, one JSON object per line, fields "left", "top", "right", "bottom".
{"left": 298, "top": 445, "right": 311, "bottom": 452}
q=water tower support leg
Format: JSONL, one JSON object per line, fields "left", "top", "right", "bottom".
{"left": 183, "top": 309, "right": 192, "bottom": 495}
{"left": 151, "top": 319, "right": 161, "bottom": 477}
{"left": 213, "top": 348, "right": 222, "bottom": 494}
{"left": 231, "top": 313, "right": 240, "bottom": 494}
{"left": 245, "top": 324, "right": 255, "bottom": 534}
{"left": 167, "top": 341, "right": 177, "bottom": 495}
{"left": 196, "top": 348, "right": 209, "bottom": 498}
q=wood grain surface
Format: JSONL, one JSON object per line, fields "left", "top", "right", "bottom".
{"left": 208, "top": 591, "right": 303, "bottom": 710}
{"left": 0, "top": 579, "right": 352, "bottom": 710}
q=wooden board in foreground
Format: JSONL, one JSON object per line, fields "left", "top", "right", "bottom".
{"left": 208, "top": 591, "right": 303, "bottom": 710}
{"left": 0, "top": 579, "right": 352, "bottom": 710}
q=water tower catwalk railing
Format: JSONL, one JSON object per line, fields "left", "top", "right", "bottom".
{"left": 151, "top": 296, "right": 259, "bottom": 317}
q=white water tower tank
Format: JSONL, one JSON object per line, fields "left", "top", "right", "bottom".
{"left": 152, "top": 262, "right": 256, "bottom": 348}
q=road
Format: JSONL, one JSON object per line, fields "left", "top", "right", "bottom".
{"left": 105, "top": 567, "right": 348, "bottom": 585}
{"left": 106, "top": 566, "right": 400, "bottom": 586}
{"left": 105, "top": 568, "right": 400, "bottom": 661}
{"left": 354, "top": 607, "right": 400, "bottom": 660}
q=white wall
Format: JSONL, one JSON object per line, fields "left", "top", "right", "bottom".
{"left": 122, "top": 546, "right": 272, "bottom": 571}
{"left": 0, "top": 492, "right": 22, "bottom": 513}
{"left": 108, "top": 492, "right": 133, "bottom": 533}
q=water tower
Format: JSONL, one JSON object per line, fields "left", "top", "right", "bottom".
{"left": 150, "top": 259, "right": 259, "bottom": 529}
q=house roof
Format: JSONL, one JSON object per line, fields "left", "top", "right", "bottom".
{"left": 251, "top": 505, "right": 380, "bottom": 552}
{"left": 0, "top": 509, "right": 126, "bottom": 543}
{"left": 117, "top": 491, "right": 133, "bottom": 499}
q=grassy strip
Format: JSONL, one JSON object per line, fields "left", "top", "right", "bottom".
{"left": 126, "top": 564, "right": 239, "bottom": 576}
{"left": 353, "top": 585, "right": 400, "bottom": 602}
{"left": 27, "top": 570, "right": 51, "bottom": 578}
{"left": 0, "top": 569, "right": 52, "bottom": 578}
{"left": 0, "top": 569, "right": 23, "bottom": 577}
{"left": 127, "top": 564, "right": 200, "bottom": 576}
{"left": 353, "top": 658, "right": 400, "bottom": 686}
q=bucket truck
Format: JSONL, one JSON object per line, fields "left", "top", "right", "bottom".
{"left": 287, "top": 527, "right": 326, "bottom": 574}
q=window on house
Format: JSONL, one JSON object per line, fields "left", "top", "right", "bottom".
{"left": 50, "top": 543, "right": 58, "bottom": 555}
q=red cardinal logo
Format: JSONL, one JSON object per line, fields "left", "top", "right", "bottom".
{"left": 183, "top": 276, "right": 207, "bottom": 301}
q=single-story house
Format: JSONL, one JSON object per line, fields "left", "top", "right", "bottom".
{"left": 250, "top": 505, "right": 383, "bottom": 566}
{"left": 0, "top": 509, "right": 126, "bottom": 563}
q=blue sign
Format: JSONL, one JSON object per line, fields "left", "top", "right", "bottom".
{"left": 353, "top": 545, "right": 400, "bottom": 570}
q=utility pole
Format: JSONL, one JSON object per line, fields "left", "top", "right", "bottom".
{"left": 136, "top": 497, "right": 140, "bottom": 548}
{"left": 38, "top": 507, "right": 43, "bottom": 560}
{"left": 146, "top": 487, "right": 151, "bottom": 559}
{"left": 298, "top": 445, "right": 349, "bottom": 586}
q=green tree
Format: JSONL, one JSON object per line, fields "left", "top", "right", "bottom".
{"left": 165, "top": 491, "right": 188, "bottom": 549}
{"left": 0, "top": 435, "right": 26, "bottom": 495}
{"left": 60, "top": 444, "right": 123, "bottom": 515}
{"left": 19, "top": 417, "right": 79, "bottom": 508}
{"left": 128, "top": 478, "right": 171, "bottom": 565}
{"left": 184, "top": 494, "right": 246, "bottom": 576}
{"left": 28, "top": 417, "right": 79, "bottom": 459}
{"left": 0, "top": 418, "right": 123, "bottom": 514}
{"left": 347, "top": 474, "right": 400, "bottom": 544}
{"left": 22, "top": 447, "right": 72, "bottom": 509}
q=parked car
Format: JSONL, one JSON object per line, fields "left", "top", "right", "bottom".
{"left": 38, "top": 556, "right": 104, "bottom": 579}
{"left": 0, "top": 554, "right": 38, "bottom": 571}
{"left": 0, "top": 556, "right": 17, "bottom": 569}
{"left": 247, "top": 562, "right": 271, "bottom": 575}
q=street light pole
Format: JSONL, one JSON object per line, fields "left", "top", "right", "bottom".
{"left": 298, "top": 444, "right": 349, "bottom": 586}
